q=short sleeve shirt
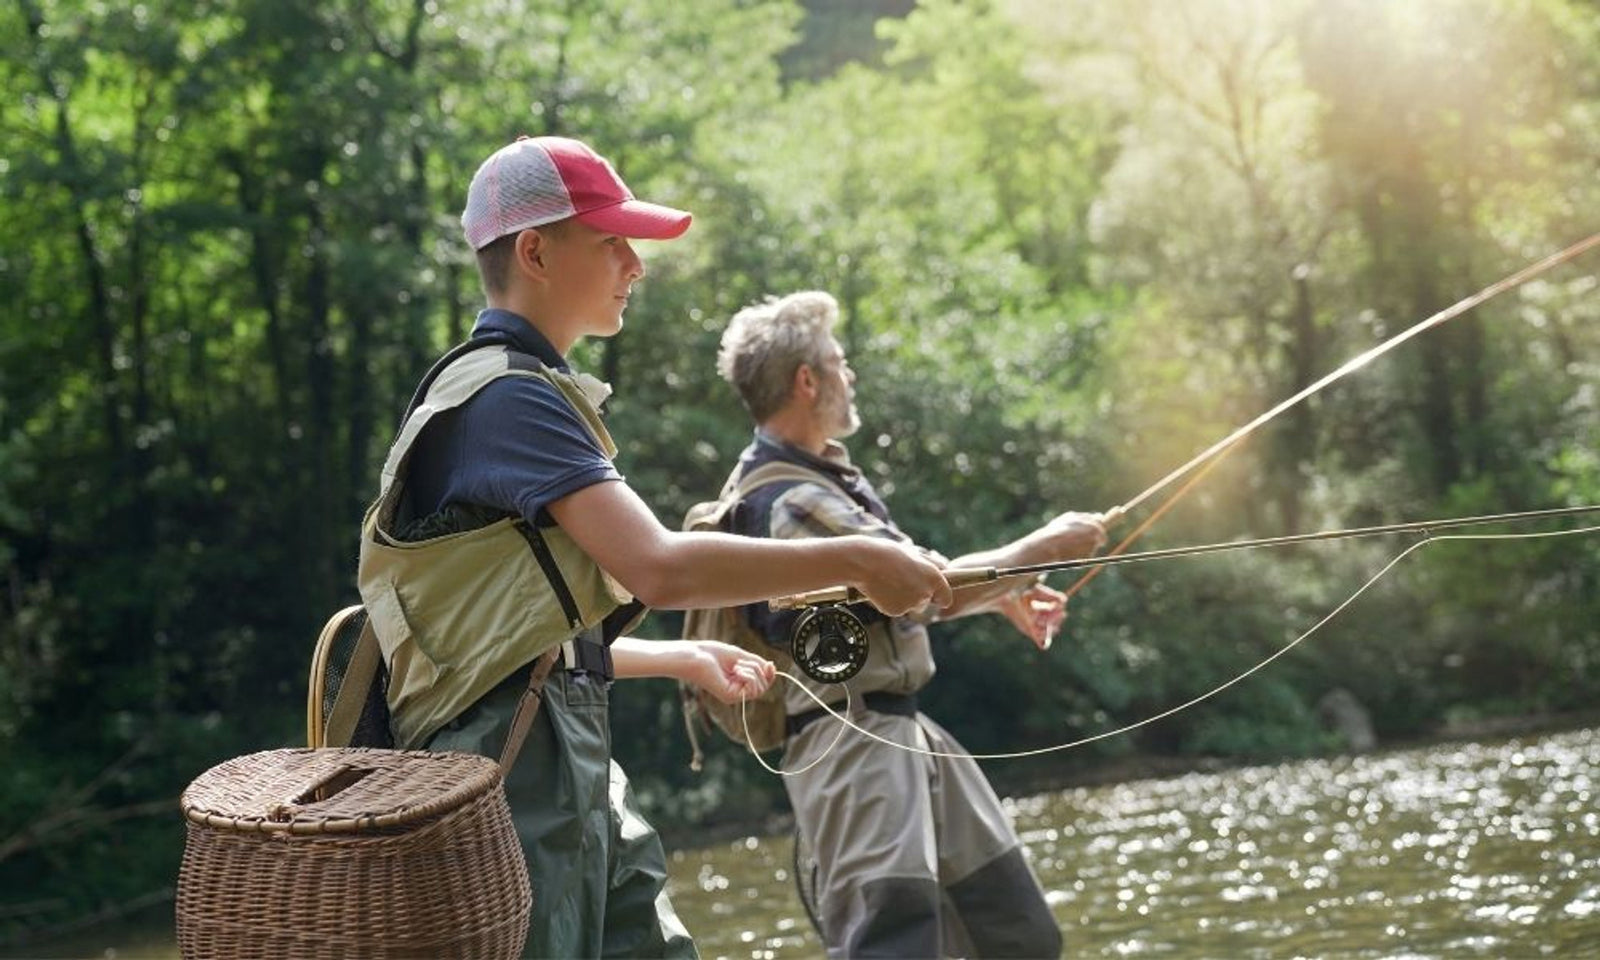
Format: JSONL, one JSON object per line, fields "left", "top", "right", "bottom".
{"left": 405, "top": 309, "right": 623, "bottom": 525}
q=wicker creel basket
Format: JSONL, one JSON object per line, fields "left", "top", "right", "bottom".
{"left": 176, "top": 747, "right": 530, "bottom": 959}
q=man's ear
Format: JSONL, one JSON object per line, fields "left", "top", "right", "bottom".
{"left": 793, "top": 363, "right": 818, "bottom": 401}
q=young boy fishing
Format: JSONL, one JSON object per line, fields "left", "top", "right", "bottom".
{"left": 356, "top": 137, "right": 952, "bottom": 958}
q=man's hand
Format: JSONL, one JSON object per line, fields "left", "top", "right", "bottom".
{"left": 998, "top": 582, "right": 1068, "bottom": 650}
{"left": 1035, "top": 510, "right": 1108, "bottom": 561}
{"left": 845, "top": 536, "right": 954, "bottom": 617}
{"left": 684, "top": 640, "right": 778, "bottom": 704}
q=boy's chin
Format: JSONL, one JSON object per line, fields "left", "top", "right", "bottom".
{"left": 589, "top": 315, "right": 625, "bottom": 338}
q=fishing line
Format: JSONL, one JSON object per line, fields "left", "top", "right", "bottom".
{"left": 745, "top": 521, "right": 1600, "bottom": 770}
{"left": 746, "top": 683, "right": 854, "bottom": 777}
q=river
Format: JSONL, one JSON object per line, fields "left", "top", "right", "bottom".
{"left": 23, "top": 726, "right": 1600, "bottom": 958}
{"left": 666, "top": 726, "right": 1600, "bottom": 958}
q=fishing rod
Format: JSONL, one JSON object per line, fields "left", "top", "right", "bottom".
{"left": 773, "top": 504, "right": 1600, "bottom": 683}
{"left": 752, "top": 518, "right": 1600, "bottom": 768}
{"left": 1058, "top": 231, "right": 1600, "bottom": 603}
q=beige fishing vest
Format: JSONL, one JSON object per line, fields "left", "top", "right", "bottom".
{"left": 358, "top": 344, "right": 633, "bottom": 749}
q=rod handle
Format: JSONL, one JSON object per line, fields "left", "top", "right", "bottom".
{"left": 768, "top": 567, "right": 998, "bottom": 612}
{"left": 769, "top": 585, "right": 859, "bottom": 611}
{"left": 947, "top": 567, "right": 1000, "bottom": 589}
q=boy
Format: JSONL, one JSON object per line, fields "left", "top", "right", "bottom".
{"left": 357, "top": 138, "right": 952, "bottom": 958}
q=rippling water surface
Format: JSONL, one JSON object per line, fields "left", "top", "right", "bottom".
{"left": 668, "top": 726, "right": 1600, "bottom": 958}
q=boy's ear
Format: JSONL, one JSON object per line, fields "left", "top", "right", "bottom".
{"left": 515, "top": 229, "right": 550, "bottom": 280}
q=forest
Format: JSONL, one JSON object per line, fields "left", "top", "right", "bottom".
{"left": 2, "top": 0, "right": 1597, "bottom": 945}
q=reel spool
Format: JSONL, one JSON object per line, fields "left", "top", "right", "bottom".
{"left": 790, "top": 604, "right": 869, "bottom": 683}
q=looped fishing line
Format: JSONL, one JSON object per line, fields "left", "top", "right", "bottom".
{"left": 742, "top": 521, "right": 1600, "bottom": 771}
{"left": 743, "top": 683, "right": 852, "bottom": 777}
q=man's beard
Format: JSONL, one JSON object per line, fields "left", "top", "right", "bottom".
{"left": 819, "top": 383, "right": 861, "bottom": 439}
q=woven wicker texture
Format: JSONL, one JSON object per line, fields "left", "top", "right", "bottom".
{"left": 177, "top": 748, "right": 530, "bottom": 959}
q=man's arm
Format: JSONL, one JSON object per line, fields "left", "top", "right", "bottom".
{"left": 546, "top": 479, "right": 952, "bottom": 617}
{"left": 935, "top": 510, "right": 1107, "bottom": 621}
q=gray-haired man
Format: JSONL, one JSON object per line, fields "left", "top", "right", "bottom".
{"left": 715, "top": 290, "right": 1105, "bottom": 958}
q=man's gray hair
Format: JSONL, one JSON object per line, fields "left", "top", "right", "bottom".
{"left": 717, "top": 290, "right": 839, "bottom": 422}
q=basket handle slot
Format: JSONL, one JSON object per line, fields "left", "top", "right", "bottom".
{"left": 292, "top": 765, "right": 376, "bottom": 806}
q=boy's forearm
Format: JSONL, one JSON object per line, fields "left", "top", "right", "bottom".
{"left": 634, "top": 531, "right": 876, "bottom": 610}
{"left": 610, "top": 637, "right": 695, "bottom": 680}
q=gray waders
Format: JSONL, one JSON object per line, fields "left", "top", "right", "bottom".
{"left": 785, "top": 708, "right": 1062, "bottom": 959}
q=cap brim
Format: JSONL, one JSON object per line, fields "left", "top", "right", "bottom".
{"left": 576, "top": 199, "right": 692, "bottom": 240}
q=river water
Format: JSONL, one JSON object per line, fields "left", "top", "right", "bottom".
{"left": 25, "top": 726, "right": 1600, "bottom": 958}
{"left": 666, "top": 726, "right": 1600, "bottom": 958}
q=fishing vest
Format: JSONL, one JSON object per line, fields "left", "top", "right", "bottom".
{"left": 358, "top": 343, "right": 634, "bottom": 749}
{"left": 734, "top": 435, "right": 937, "bottom": 715}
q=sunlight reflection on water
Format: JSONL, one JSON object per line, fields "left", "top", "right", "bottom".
{"left": 670, "top": 726, "right": 1600, "bottom": 958}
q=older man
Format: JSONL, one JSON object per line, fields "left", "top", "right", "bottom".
{"left": 714, "top": 290, "right": 1106, "bottom": 957}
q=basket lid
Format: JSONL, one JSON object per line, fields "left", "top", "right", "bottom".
{"left": 180, "top": 748, "right": 502, "bottom": 835}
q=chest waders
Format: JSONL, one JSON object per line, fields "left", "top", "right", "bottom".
{"left": 359, "top": 337, "right": 694, "bottom": 959}
{"left": 358, "top": 336, "right": 639, "bottom": 750}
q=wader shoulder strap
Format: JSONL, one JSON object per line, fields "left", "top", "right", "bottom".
{"left": 498, "top": 647, "right": 563, "bottom": 777}
{"left": 732, "top": 460, "right": 850, "bottom": 501}
{"left": 321, "top": 615, "right": 382, "bottom": 748}
{"left": 401, "top": 332, "right": 517, "bottom": 425}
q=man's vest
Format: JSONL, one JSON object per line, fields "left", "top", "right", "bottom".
{"left": 358, "top": 342, "right": 634, "bottom": 749}
{"left": 732, "top": 435, "right": 937, "bottom": 718}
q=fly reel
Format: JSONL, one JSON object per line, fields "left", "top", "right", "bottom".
{"left": 790, "top": 604, "right": 869, "bottom": 684}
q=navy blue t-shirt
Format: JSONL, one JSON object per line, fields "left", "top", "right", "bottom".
{"left": 405, "top": 309, "right": 622, "bottom": 526}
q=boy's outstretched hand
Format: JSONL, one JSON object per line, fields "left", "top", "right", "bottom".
{"left": 845, "top": 536, "right": 954, "bottom": 618}
{"left": 686, "top": 640, "right": 778, "bottom": 703}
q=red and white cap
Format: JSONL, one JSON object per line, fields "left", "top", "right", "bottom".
{"left": 461, "top": 136, "right": 692, "bottom": 250}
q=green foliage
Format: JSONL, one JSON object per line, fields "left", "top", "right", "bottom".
{"left": 4, "top": 0, "right": 1600, "bottom": 946}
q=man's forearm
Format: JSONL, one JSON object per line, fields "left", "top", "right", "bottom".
{"left": 935, "top": 515, "right": 1101, "bottom": 619}
{"left": 934, "top": 534, "right": 1052, "bottom": 619}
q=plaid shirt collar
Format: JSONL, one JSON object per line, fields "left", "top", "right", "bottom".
{"left": 751, "top": 428, "right": 859, "bottom": 482}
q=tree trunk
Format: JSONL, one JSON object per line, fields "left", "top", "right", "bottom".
{"left": 1277, "top": 266, "right": 1318, "bottom": 533}
{"left": 1412, "top": 253, "right": 1459, "bottom": 494}
{"left": 303, "top": 178, "right": 338, "bottom": 614}
{"left": 20, "top": 0, "right": 126, "bottom": 475}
